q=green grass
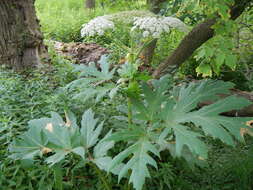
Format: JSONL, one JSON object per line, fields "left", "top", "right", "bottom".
{"left": 35, "top": 0, "right": 146, "bottom": 42}
{"left": 35, "top": 0, "right": 88, "bottom": 42}
{"left": 1, "top": 62, "right": 253, "bottom": 189}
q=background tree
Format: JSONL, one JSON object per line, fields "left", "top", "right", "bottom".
{"left": 85, "top": 0, "right": 96, "bottom": 9}
{"left": 0, "top": 0, "right": 48, "bottom": 70}
{"left": 153, "top": 0, "right": 253, "bottom": 78}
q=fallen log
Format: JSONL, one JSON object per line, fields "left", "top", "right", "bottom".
{"left": 200, "top": 88, "right": 253, "bottom": 117}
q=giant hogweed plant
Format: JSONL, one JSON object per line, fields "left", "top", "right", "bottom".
{"left": 65, "top": 14, "right": 188, "bottom": 107}
{"left": 9, "top": 68, "right": 253, "bottom": 190}
{"left": 80, "top": 14, "right": 188, "bottom": 73}
{"left": 8, "top": 16, "right": 253, "bottom": 190}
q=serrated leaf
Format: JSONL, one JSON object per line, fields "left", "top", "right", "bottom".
{"left": 9, "top": 126, "right": 48, "bottom": 160}
{"left": 187, "top": 95, "right": 250, "bottom": 116}
{"left": 93, "top": 157, "right": 113, "bottom": 170}
{"left": 9, "top": 112, "right": 83, "bottom": 165}
{"left": 45, "top": 151, "right": 68, "bottom": 166}
{"left": 89, "top": 131, "right": 120, "bottom": 173}
{"left": 172, "top": 124, "right": 208, "bottom": 158}
{"left": 67, "top": 55, "right": 118, "bottom": 102}
{"left": 179, "top": 96, "right": 251, "bottom": 144}
{"left": 174, "top": 80, "right": 234, "bottom": 113}
{"left": 135, "top": 79, "right": 252, "bottom": 161}
{"left": 77, "top": 55, "right": 115, "bottom": 82}
{"left": 43, "top": 124, "right": 73, "bottom": 149}
{"left": 110, "top": 138, "right": 159, "bottom": 190}
{"left": 131, "top": 75, "right": 171, "bottom": 122}
{"left": 106, "top": 125, "right": 145, "bottom": 142}
{"left": 9, "top": 109, "right": 114, "bottom": 170}
{"left": 65, "top": 78, "right": 98, "bottom": 91}
{"left": 162, "top": 81, "right": 252, "bottom": 157}
{"left": 94, "top": 131, "right": 114, "bottom": 158}
{"left": 72, "top": 147, "right": 85, "bottom": 159}
{"left": 80, "top": 109, "right": 103, "bottom": 148}
{"left": 28, "top": 112, "right": 65, "bottom": 129}
{"left": 160, "top": 142, "right": 207, "bottom": 168}
{"left": 73, "top": 84, "right": 118, "bottom": 102}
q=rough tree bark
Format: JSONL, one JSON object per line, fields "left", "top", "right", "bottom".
{"left": 153, "top": 0, "right": 253, "bottom": 78}
{"left": 0, "top": 0, "right": 48, "bottom": 70}
{"left": 85, "top": 0, "right": 95, "bottom": 9}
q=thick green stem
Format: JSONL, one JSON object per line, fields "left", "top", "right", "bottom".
{"left": 127, "top": 97, "right": 133, "bottom": 125}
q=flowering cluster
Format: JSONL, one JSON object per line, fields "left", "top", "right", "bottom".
{"left": 131, "top": 16, "right": 188, "bottom": 38}
{"left": 81, "top": 16, "right": 115, "bottom": 37}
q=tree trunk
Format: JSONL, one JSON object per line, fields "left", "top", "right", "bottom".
{"left": 0, "top": 0, "right": 48, "bottom": 71}
{"left": 147, "top": 0, "right": 166, "bottom": 14}
{"left": 85, "top": 0, "right": 95, "bottom": 9}
{"left": 153, "top": 0, "right": 253, "bottom": 78}
{"left": 152, "top": 18, "right": 217, "bottom": 78}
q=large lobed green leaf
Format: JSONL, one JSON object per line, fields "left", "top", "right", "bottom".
{"left": 110, "top": 137, "right": 159, "bottom": 190}
{"left": 65, "top": 55, "right": 118, "bottom": 102}
{"left": 8, "top": 126, "right": 48, "bottom": 160}
{"left": 132, "top": 78, "right": 252, "bottom": 160}
{"left": 9, "top": 109, "right": 115, "bottom": 171}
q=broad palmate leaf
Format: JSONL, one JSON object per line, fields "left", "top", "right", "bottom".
{"left": 65, "top": 55, "right": 118, "bottom": 102}
{"left": 131, "top": 75, "right": 171, "bottom": 121}
{"left": 132, "top": 78, "right": 252, "bottom": 160}
{"left": 9, "top": 109, "right": 115, "bottom": 171}
{"left": 92, "top": 130, "right": 124, "bottom": 174}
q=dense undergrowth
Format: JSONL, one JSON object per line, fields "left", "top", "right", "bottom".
{"left": 1, "top": 0, "right": 253, "bottom": 189}
{"left": 1, "top": 57, "right": 253, "bottom": 189}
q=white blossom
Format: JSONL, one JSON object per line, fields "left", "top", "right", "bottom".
{"left": 143, "top": 31, "right": 150, "bottom": 38}
{"left": 132, "top": 16, "right": 188, "bottom": 38}
{"left": 81, "top": 16, "right": 115, "bottom": 37}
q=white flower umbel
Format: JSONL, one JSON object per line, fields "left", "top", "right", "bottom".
{"left": 132, "top": 16, "right": 188, "bottom": 38}
{"left": 81, "top": 16, "right": 115, "bottom": 37}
